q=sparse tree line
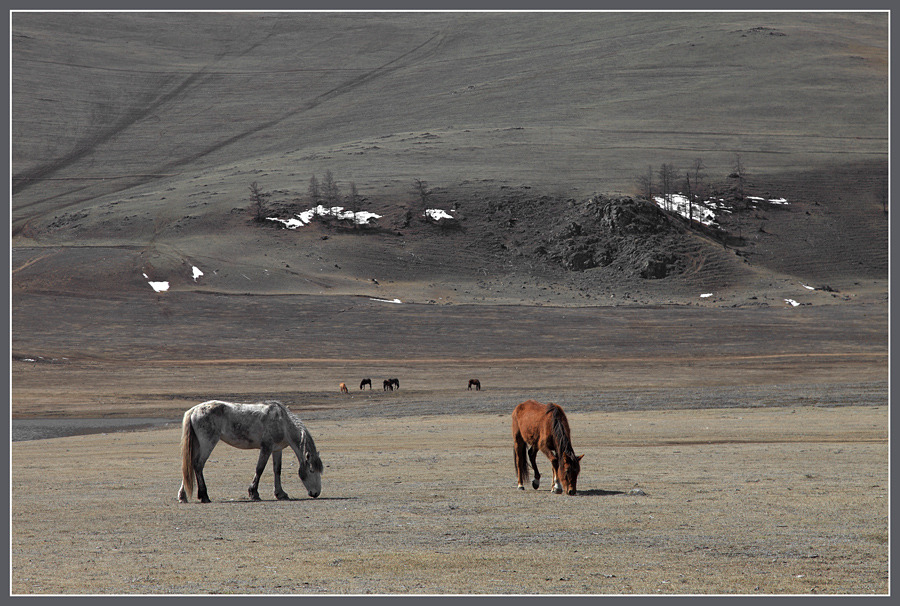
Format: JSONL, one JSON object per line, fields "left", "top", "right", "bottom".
{"left": 248, "top": 169, "right": 364, "bottom": 226}
{"left": 306, "top": 169, "right": 362, "bottom": 210}
{"left": 636, "top": 153, "right": 748, "bottom": 224}
{"left": 249, "top": 171, "right": 445, "bottom": 229}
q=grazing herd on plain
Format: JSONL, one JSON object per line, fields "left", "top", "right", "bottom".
{"left": 340, "top": 377, "right": 479, "bottom": 393}
{"left": 177, "top": 377, "right": 582, "bottom": 503}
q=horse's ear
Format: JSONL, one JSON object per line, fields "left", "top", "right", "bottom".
{"left": 577, "top": 454, "right": 584, "bottom": 461}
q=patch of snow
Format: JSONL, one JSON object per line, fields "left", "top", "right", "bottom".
{"left": 192, "top": 266, "right": 204, "bottom": 281}
{"left": 700, "top": 293, "right": 713, "bottom": 298}
{"left": 424, "top": 208, "right": 455, "bottom": 221}
{"left": 785, "top": 299, "right": 800, "bottom": 307}
{"left": 148, "top": 281, "right": 170, "bottom": 293}
{"left": 370, "top": 298, "right": 402, "bottom": 304}
{"left": 801, "top": 284, "right": 815, "bottom": 290}
{"left": 296, "top": 209, "right": 316, "bottom": 224}
{"left": 268, "top": 206, "right": 382, "bottom": 229}
{"left": 655, "top": 192, "right": 787, "bottom": 227}
{"left": 653, "top": 194, "right": 720, "bottom": 227}
{"left": 267, "top": 216, "right": 305, "bottom": 229}
{"left": 747, "top": 196, "right": 789, "bottom": 205}
{"left": 352, "top": 211, "right": 383, "bottom": 225}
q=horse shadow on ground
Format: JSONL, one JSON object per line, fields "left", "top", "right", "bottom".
{"left": 218, "top": 496, "right": 358, "bottom": 503}
{"left": 577, "top": 488, "right": 625, "bottom": 497}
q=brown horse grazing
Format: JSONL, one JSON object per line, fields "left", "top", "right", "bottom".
{"left": 339, "top": 383, "right": 349, "bottom": 394}
{"left": 468, "top": 379, "right": 481, "bottom": 391}
{"left": 360, "top": 378, "right": 372, "bottom": 390}
{"left": 512, "top": 399, "right": 583, "bottom": 495}
{"left": 383, "top": 379, "right": 393, "bottom": 391}
{"left": 389, "top": 378, "right": 399, "bottom": 390}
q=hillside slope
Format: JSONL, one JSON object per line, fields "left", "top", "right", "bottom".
{"left": 11, "top": 12, "right": 888, "bottom": 307}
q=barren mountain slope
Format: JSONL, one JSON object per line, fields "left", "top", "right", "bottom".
{"left": 11, "top": 12, "right": 888, "bottom": 307}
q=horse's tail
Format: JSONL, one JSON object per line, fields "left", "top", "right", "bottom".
{"left": 181, "top": 409, "right": 195, "bottom": 500}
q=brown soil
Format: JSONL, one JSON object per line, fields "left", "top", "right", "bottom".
{"left": 10, "top": 12, "right": 888, "bottom": 596}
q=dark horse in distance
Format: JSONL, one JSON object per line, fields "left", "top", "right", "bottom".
{"left": 360, "top": 378, "right": 372, "bottom": 390}
{"left": 512, "top": 399, "right": 583, "bottom": 495}
{"left": 468, "top": 379, "right": 481, "bottom": 391}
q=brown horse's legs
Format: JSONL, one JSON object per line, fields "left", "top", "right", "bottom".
{"left": 249, "top": 446, "right": 272, "bottom": 501}
{"left": 527, "top": 447, "right": 541, "bottom": 489}
{"left": 550, "top": 457, "right": 562, "bottom": 494}
{"left": 514, "top": 436, "right": 530, "bottom": 489}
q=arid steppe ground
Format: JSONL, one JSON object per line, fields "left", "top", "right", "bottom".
{"left": 10, "top": 298, "right": 889, "bottom": 594}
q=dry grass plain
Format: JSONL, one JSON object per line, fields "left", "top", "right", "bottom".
{"left": 10, "top": 301, "right": 890, "bottom": 595}
{"left": 10, "top": 398, "right": 888, "bottom": 595}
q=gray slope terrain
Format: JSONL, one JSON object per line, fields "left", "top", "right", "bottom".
{"left": 11, "top": 11, "right": 888, "bottom": 355}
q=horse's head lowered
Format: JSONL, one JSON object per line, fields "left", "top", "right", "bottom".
{"left": 298, "top": 447, "right": 324, "bottom": 498}
{"left": 558, "top": 452, "right": 584, "bottom": 496}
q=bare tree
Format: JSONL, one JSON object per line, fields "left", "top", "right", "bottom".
{"left": 658, "top": 163, "right": 678, "bottom": 211}
{"left": 413, "top": 179, "right": 432, "bottom": 208}
{"left": 308, "top": 175, "right": 321, "bottom": 206}
{"left": 637, "top": 165, "right": 653, "bottom": 200}
{"left": 248, "top": 181, "right": 269, "bottom": 222}
{"left": 731, "top": 153, "right": 746, "bottom": 203}
{"left": 683, "top": 173, "right": 693, "bottom": 223}
{"left": 691, "top": 157, "right": 707, "bottom": 203}
{"left": 348, "top": 182, "right": 361, "bottom": 227}
{"left": 322, "top": 169, "right": 341, "bottom": 209}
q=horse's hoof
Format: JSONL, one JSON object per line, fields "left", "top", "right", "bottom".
{"left": 532, "top": 480, "right": 540, "bottom": 490}
{"left": 275, "top": 493, "right": 290, "bottom": 501}
{"left": 517, "top": 485, "right": 525, "bottom": 490}
{"left": 200, "top": 497, "right": 211, "bottom": 503}
{"left": 249, "top": 491, "right": 261, "bottom": 501}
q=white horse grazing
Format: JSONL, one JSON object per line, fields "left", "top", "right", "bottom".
{"left": 177, "top": 400, "right": 323, "bottom": 503}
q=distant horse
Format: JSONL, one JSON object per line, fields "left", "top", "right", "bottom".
{"left": 340, "top": 383, "right": 349, "bottom": 393}
{"left": 360, "top": 378, "right": 372, "bottom": 390}
{"left": 512, "top": 399, "right": 583, "bottom": 495}
{"left": 383, "top": 379, "right": 393, "bottom": 391}
{"left": 390, "top": 378, "right": 400, "bottom": 390}
{"left": 177, "top": 400, "right": 323, "bottom": 503}
{"left": 468, "top": 379, "right": 481, "bottom": 391}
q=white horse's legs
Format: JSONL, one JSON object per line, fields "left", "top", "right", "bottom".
{"left": 193, "top": 433, "right": 217, "bottom": 503}
{"left": 272, "top": 449, "right": 290, "bottom": 500}
{"left": 249, "top": 446, "right": 272, "bottom": 501}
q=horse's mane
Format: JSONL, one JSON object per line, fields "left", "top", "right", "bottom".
{"left": 550, "top": 406, "right": 574, "bottom": 457}
{"left": 273, "top": 401, "right": 324, "bottom": 473}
